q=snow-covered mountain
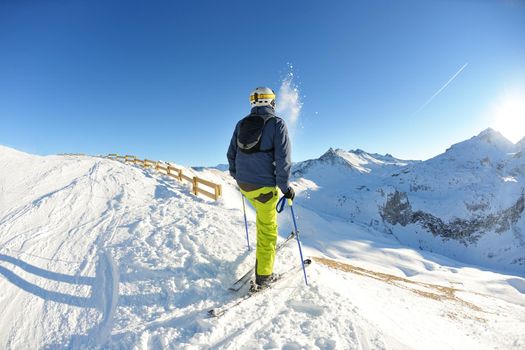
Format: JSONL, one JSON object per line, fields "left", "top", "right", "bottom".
{"left": 293, "top": 147, "right": 416, "bottom": 176}
{"left": 0, "top": 140, "right": 524, "bottom": 349}
{"left": 292, "top": 128, "right": 525, "bottom": 274}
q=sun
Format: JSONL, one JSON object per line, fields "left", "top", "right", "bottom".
{"left": 490, "top": 90, "right": 525, "bottom": 143}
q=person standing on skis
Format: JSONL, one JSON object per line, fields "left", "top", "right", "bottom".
{"left": 227, "top": 86, "right": 295, "bottom": 289}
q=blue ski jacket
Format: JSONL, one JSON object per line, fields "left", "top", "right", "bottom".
{"left": 227, "top": 106, "right": 291, "bottom": 193}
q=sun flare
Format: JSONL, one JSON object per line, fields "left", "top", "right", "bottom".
{"left": 490, "top": 91, "right": 525, "bottom": 143}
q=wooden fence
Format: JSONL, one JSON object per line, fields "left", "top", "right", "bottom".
{"left": 106, "top": 153, "right": 222, "bottom": 200}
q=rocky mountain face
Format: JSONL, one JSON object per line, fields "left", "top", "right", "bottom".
{"left": 381, "top": 190, "right": 524, "bottom": 245}
{"left": 292, "top": 128, "right": 525, "bottom": 273}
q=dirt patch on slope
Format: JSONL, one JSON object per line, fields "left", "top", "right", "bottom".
{"left": 314, "top": 256, "right": 485, "bottom": 322}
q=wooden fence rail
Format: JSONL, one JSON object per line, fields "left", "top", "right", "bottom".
{"left": 105, "top": 153, "right": 222, "bottom": 200}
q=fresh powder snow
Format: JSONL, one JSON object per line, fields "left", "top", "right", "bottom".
{"left": 0, "top": 140, "right": 524, "bottom": 349}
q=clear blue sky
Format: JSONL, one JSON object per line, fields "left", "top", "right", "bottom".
{"left": 1, "top": 0, "right": 524, "bottom": 166}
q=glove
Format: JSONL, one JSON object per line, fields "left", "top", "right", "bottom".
{"left": 283, "top": 187, "right": 295, "bottom": 201}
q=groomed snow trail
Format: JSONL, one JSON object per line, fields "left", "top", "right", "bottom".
{"left": 0, "top": 146, "right": 524, "bottom": 349}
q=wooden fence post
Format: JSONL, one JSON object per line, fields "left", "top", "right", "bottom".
{"left": 192, "top": 177, "right": 198, "bottom": 196}
{"left": 215, "top": 184, "right": 222, "bottom": 200}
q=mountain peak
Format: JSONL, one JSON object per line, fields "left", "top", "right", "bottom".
{"left": 475, "top": 128, "right": 513, "bottom": 146}
{"left": 320, "top": 147, "right": 339, "bottom": 159}
{"left": 468, "top": 128, "right": 513, "bottom": 149}
{"left": 477, "top": 127, "right": 499, "bottom": 137}
{"left": 293, "top": 147, "right": 412, "bottom": 176}
{"left": 440, "top": 128, "right": 516, "bottom": 162}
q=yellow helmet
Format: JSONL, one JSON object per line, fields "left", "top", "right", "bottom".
{"left": 250, "top": 87, "right": 276, "bottom": 108}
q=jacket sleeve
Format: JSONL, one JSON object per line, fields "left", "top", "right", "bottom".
{"left": 274, "top": 119, "right": 292, "bottom": 193}
{"left": 227, "top": 124, "right": 238, "bottom": 178}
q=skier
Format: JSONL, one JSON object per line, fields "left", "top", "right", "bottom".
{"left": 227, "top": 86, "right": 295, "bottom": 289}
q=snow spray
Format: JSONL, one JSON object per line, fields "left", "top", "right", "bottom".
{"left": 276, "top": 64, "right": 303, "bottom": 140}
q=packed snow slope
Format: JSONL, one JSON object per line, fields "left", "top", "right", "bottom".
{"left": 293, "top": 128, "right": 525, "bottom": 275}
{"left": 0, "top": 143, "right": 524, "bottom": 349}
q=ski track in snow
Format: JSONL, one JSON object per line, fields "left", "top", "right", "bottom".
{"left": 0, "top": 148, "right": 524, "bottom": 349}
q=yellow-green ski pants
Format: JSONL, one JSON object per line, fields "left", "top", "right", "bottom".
{"left": 240, "top": 186, "right": 279, "bottom": 276}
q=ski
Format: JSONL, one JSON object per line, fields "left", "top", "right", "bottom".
{"left": 228, "top": 231, "right": 296, "bottom": 292}
{"left": 208, "top": 259, "right": 311, "bottom": 318}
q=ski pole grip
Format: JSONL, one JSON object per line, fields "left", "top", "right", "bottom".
{"left": 287, "top": 199, "right": 293, "bottom": 206}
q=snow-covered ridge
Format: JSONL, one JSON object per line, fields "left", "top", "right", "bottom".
{"left": 0, "top": 144, "right": 36, "bottom": 160}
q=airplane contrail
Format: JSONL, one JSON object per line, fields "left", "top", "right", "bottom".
{"left": 413, "top": 62, "right": 469, "bottom": 115}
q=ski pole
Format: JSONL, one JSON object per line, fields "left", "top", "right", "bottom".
{"left": 289, "top": 200, "right": 308, "bottom": 286}
{"left": 277, "top": 196, "right": 308, "bottom": 286}
{"left": 241, "top": 192, "right": 251, "bottom": 251}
